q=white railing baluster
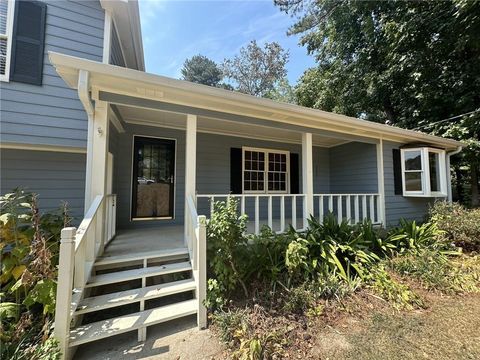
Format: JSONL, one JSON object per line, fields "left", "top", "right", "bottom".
{"left": 328, "top": 195, "right": 333, "bottom": 213}
{"left": 319, "top": 195, "right": 324, "bottom": 223}
{"left": 337, "top": 195, "right": 343, "bottom": 223}
{"left": 280, "top": 196, "right": 285, "bottom": 233}
{"left": 291, "top": 195, "right": 297, "bottom": 230}
{"left": 241, "top": 195, "right": 245, "bottom": 216}
{"left": 362, "top": 195, "right": 367, "bottom": 221}
{"left": 346, "top": 195, "right": 351, "bottom": 224}
{"left": 354, "top": 195, "right": 359, "bottom": 224}
{"left": 268, "top": 196, "right": 273, "bottom": 229}
{"left": 255, "top": 196, "right": 260, "bottom": 235}
{"left": 369, "top": 195, "right": 375, "bottom": 223}
{"left": 210, "top": 196, "right": 214, "bottom": 217}
{"left": 376, "top": 194, "right": 380, "bottom": 224}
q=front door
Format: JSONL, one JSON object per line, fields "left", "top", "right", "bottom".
{"left": 132, "top": 136, "right": 175, "bottom": 220}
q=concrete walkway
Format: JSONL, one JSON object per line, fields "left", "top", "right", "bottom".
{"left": 74, "top": 315, "right": 224, "bottom": 360}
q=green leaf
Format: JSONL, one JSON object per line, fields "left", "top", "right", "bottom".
{"left": 0, "top": 302, "right": 20, "bottom": 320}
{"left": 24, "top": 279, "right": 57, "bottom": 315}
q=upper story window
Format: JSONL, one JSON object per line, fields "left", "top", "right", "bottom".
{"left": 243, "top": 147, "right": 289, "bottom": 194}
{"left": 401, "top": 147, "right": 447, "bottom": 197}
{"left": 0, "top": 0, "right": 14, "bottom": 81}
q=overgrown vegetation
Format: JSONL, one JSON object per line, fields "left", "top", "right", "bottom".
{"left": 206, "top": 198, "right": 480, "bottom": 359}
{"left": 0, "top": 189, "right": 69, "bottom": 360}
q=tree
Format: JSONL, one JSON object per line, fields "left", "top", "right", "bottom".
{"left": 264, "top": 78, "right": 296, "bottom": 104}
{"left": 222, "top": 40, "right": 289, "bottom": 97}
{"left": 276, "top": 0, "right": 480, "bottom": 205}
{"left": 181, "top": 54, "right": 223, "bottom": 87}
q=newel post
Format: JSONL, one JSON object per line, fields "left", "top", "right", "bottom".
{"left": 197, "top": 215, "right": 207, "bottom": 329}
{"left": 54, "top": 227, "right": 76, "bottom": 360}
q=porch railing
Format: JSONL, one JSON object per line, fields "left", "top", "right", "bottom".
{"left": 197, "top": 194, "right": 307, "bottom": 234}
{"left": 185, "top": 195, "right": 207, "bottom": 329}
{"left": 314, "top": 193, "right": 381, "bottom": 225}
{"left": 54, "top": 193, "right": 116, "bottom": 357}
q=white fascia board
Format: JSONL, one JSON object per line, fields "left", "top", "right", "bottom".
{"left": 48, "top": 52, "right": 464, "bottom": 151}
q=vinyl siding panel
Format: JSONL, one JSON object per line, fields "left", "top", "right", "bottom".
{"left": 112, "top": 127, "right": 331, "bottom": 229}
{"left": 383, "top": 141, "right": 433, "bottom": 226}
{"left": 329, "top": 142, "right": 378, "bottom": 193}
{"left": 0, "top": 149, "right": 86, "bottom": 222}
{"left": 0, "top": 0, "right": 104, "bottom": 149}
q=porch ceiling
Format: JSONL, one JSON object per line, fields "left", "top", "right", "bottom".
{"left": 116, "top": 104, "right": 350, "bottom": 147}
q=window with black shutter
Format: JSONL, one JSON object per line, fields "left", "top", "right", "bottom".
{"left": 9, "top": 0, "right": 46, "bottom": 85}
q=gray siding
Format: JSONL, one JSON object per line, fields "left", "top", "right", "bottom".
{"left": 109, "top": 22, "right": 125, "bottom": 67}
{"left": 329, "top": 142, "right": 378, "bottom": 193}
{"left": 0, "top": 0, "right": 104, "bottom": 149}
{"left": 0, "top": 149, "right": 86, "bottom": 221}
{"left": 383, "top": 141, "right": 433, "bottom": 226}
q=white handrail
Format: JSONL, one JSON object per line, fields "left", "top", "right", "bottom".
{"left": 185, "top": 195, "right": 207, "bottom": 329}
{"left": 55, "top": 193, "right": 117, "bottom": 359}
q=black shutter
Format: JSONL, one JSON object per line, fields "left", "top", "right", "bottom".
{"left": 290, "top": 153, "right": 300, "bottom": 194}
{"left": 230, "top": 148, "right": 242, "bottom": 194}
{"left": 10, "top": 0, "right": 46, "bottom": 85}
{"left": 392, "top": 149, "right": 403, "bottom": 195}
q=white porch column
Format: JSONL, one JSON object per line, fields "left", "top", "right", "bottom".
{"left": 184, "top": 114, "right": 197, "bottom": 243}
{"left": 84, "top": 101, "right": 109, "bottom": 253}
{"left": 376, "top": 138, "right": 386, "bottom": 225}
{"left": 302, "top": 132, "right": 314, "bottom": 228}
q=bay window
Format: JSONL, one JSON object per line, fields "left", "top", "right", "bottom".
{"left": 401, "top": 147, "right": 447, "bottom": 197}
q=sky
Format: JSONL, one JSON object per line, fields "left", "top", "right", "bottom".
{"left": 138, "top": 0, "right": 316, "bottom": 84}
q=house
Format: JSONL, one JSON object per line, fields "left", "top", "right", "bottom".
{"left": 0, "top": 0, "right": 463, "bottom": 358}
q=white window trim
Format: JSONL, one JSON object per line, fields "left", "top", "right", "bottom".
{"left": 242, "top": 146, "right": 290, "bottom": 194}
{"left": 400, "top": 147, "right": 447, "bottom": 197}
{"left": 0, "top": 0, "right": 15, "bottom": 82}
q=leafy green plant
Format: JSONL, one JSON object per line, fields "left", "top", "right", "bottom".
{"left": 366, "top": 265, "right": 425, "bottom": 310}
{"left": 387, "top": 219, "right": 446, "bottom": 254}
{"left": 207, "top": 197, "right": 249, "bottom": 301}
{"left": 429, "top": 201, "right": 480, "bottom": 252}
{"left": 0, "top": 189, "right": 67, "bottom": 360}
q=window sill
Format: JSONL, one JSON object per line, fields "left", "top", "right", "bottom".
{"left": 402, "top": 193, "right": 447, "bottom": 198}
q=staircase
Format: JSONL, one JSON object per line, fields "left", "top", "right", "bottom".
{"left": 68, "top": 248, "right": 199, "bottom": 347}
{"left": 54, "top": 195, "right": 207, "bottom": 359}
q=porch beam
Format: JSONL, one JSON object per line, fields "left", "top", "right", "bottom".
{"left": 184, "top": 114, "right": 197, "bottom": 243}
{"left": 376, "top": 138, "right": 386, "bottom": 225}
{"left": 302, "top": 132, "right": 314, "bottom": 228}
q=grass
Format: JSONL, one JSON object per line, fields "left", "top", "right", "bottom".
{"left": 314, "top": 293, "right": 480, "bottom": 360}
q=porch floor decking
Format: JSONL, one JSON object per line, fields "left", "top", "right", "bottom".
{"left": 102, "top": 226, "right": 185, "bottom": 259}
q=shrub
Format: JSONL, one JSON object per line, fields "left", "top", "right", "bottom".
{"left": 429, "top": 201, "right": 480, "bottom": 252}
{"left": 0, "top": 189, "right": 68, "bottom": 360}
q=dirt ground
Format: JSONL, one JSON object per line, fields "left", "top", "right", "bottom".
{"left": 312, "top": 293, "right": 480, "bottom": 360}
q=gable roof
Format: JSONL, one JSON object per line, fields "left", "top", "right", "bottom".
{"left": 48, "top": 51, "right": 463, "bottom": 151}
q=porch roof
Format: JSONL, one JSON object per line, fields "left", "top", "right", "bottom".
{"left": 49, "top": 52, "right": 463, "bottom": 151}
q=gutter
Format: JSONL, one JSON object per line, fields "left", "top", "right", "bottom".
{"left": 446, "top": 146, "right": 463, "bottom": 202}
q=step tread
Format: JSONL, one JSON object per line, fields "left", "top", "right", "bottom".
{"left": 76, "top": 279, "right": 196, "bottom": 315}
{"left": 69, "top": 299, "right": 197, "bottom": 347}
{"left": 86, "top": 261, "right": 192, "bottom": 288}
{"left": 95, "top": 248, "right": 189, "bottom": 266}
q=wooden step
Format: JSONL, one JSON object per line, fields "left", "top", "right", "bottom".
{"left": 75, "top": 279, "right": 196, "bottom": 315}
{"left": 69, "top": 299, "right": 197, "bottom": 347}
{"left": 95, "top": 248, "right": 189, "bottom": 267}
{"left": 85, "top": 262, "right": 192, "bottom": 288}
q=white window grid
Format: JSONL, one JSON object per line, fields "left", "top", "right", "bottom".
{"left": 0, "top": 0, "right": 14, "bottom": 82}
{"left": 242, "top": 147, "right": 290, "bottom": 194}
